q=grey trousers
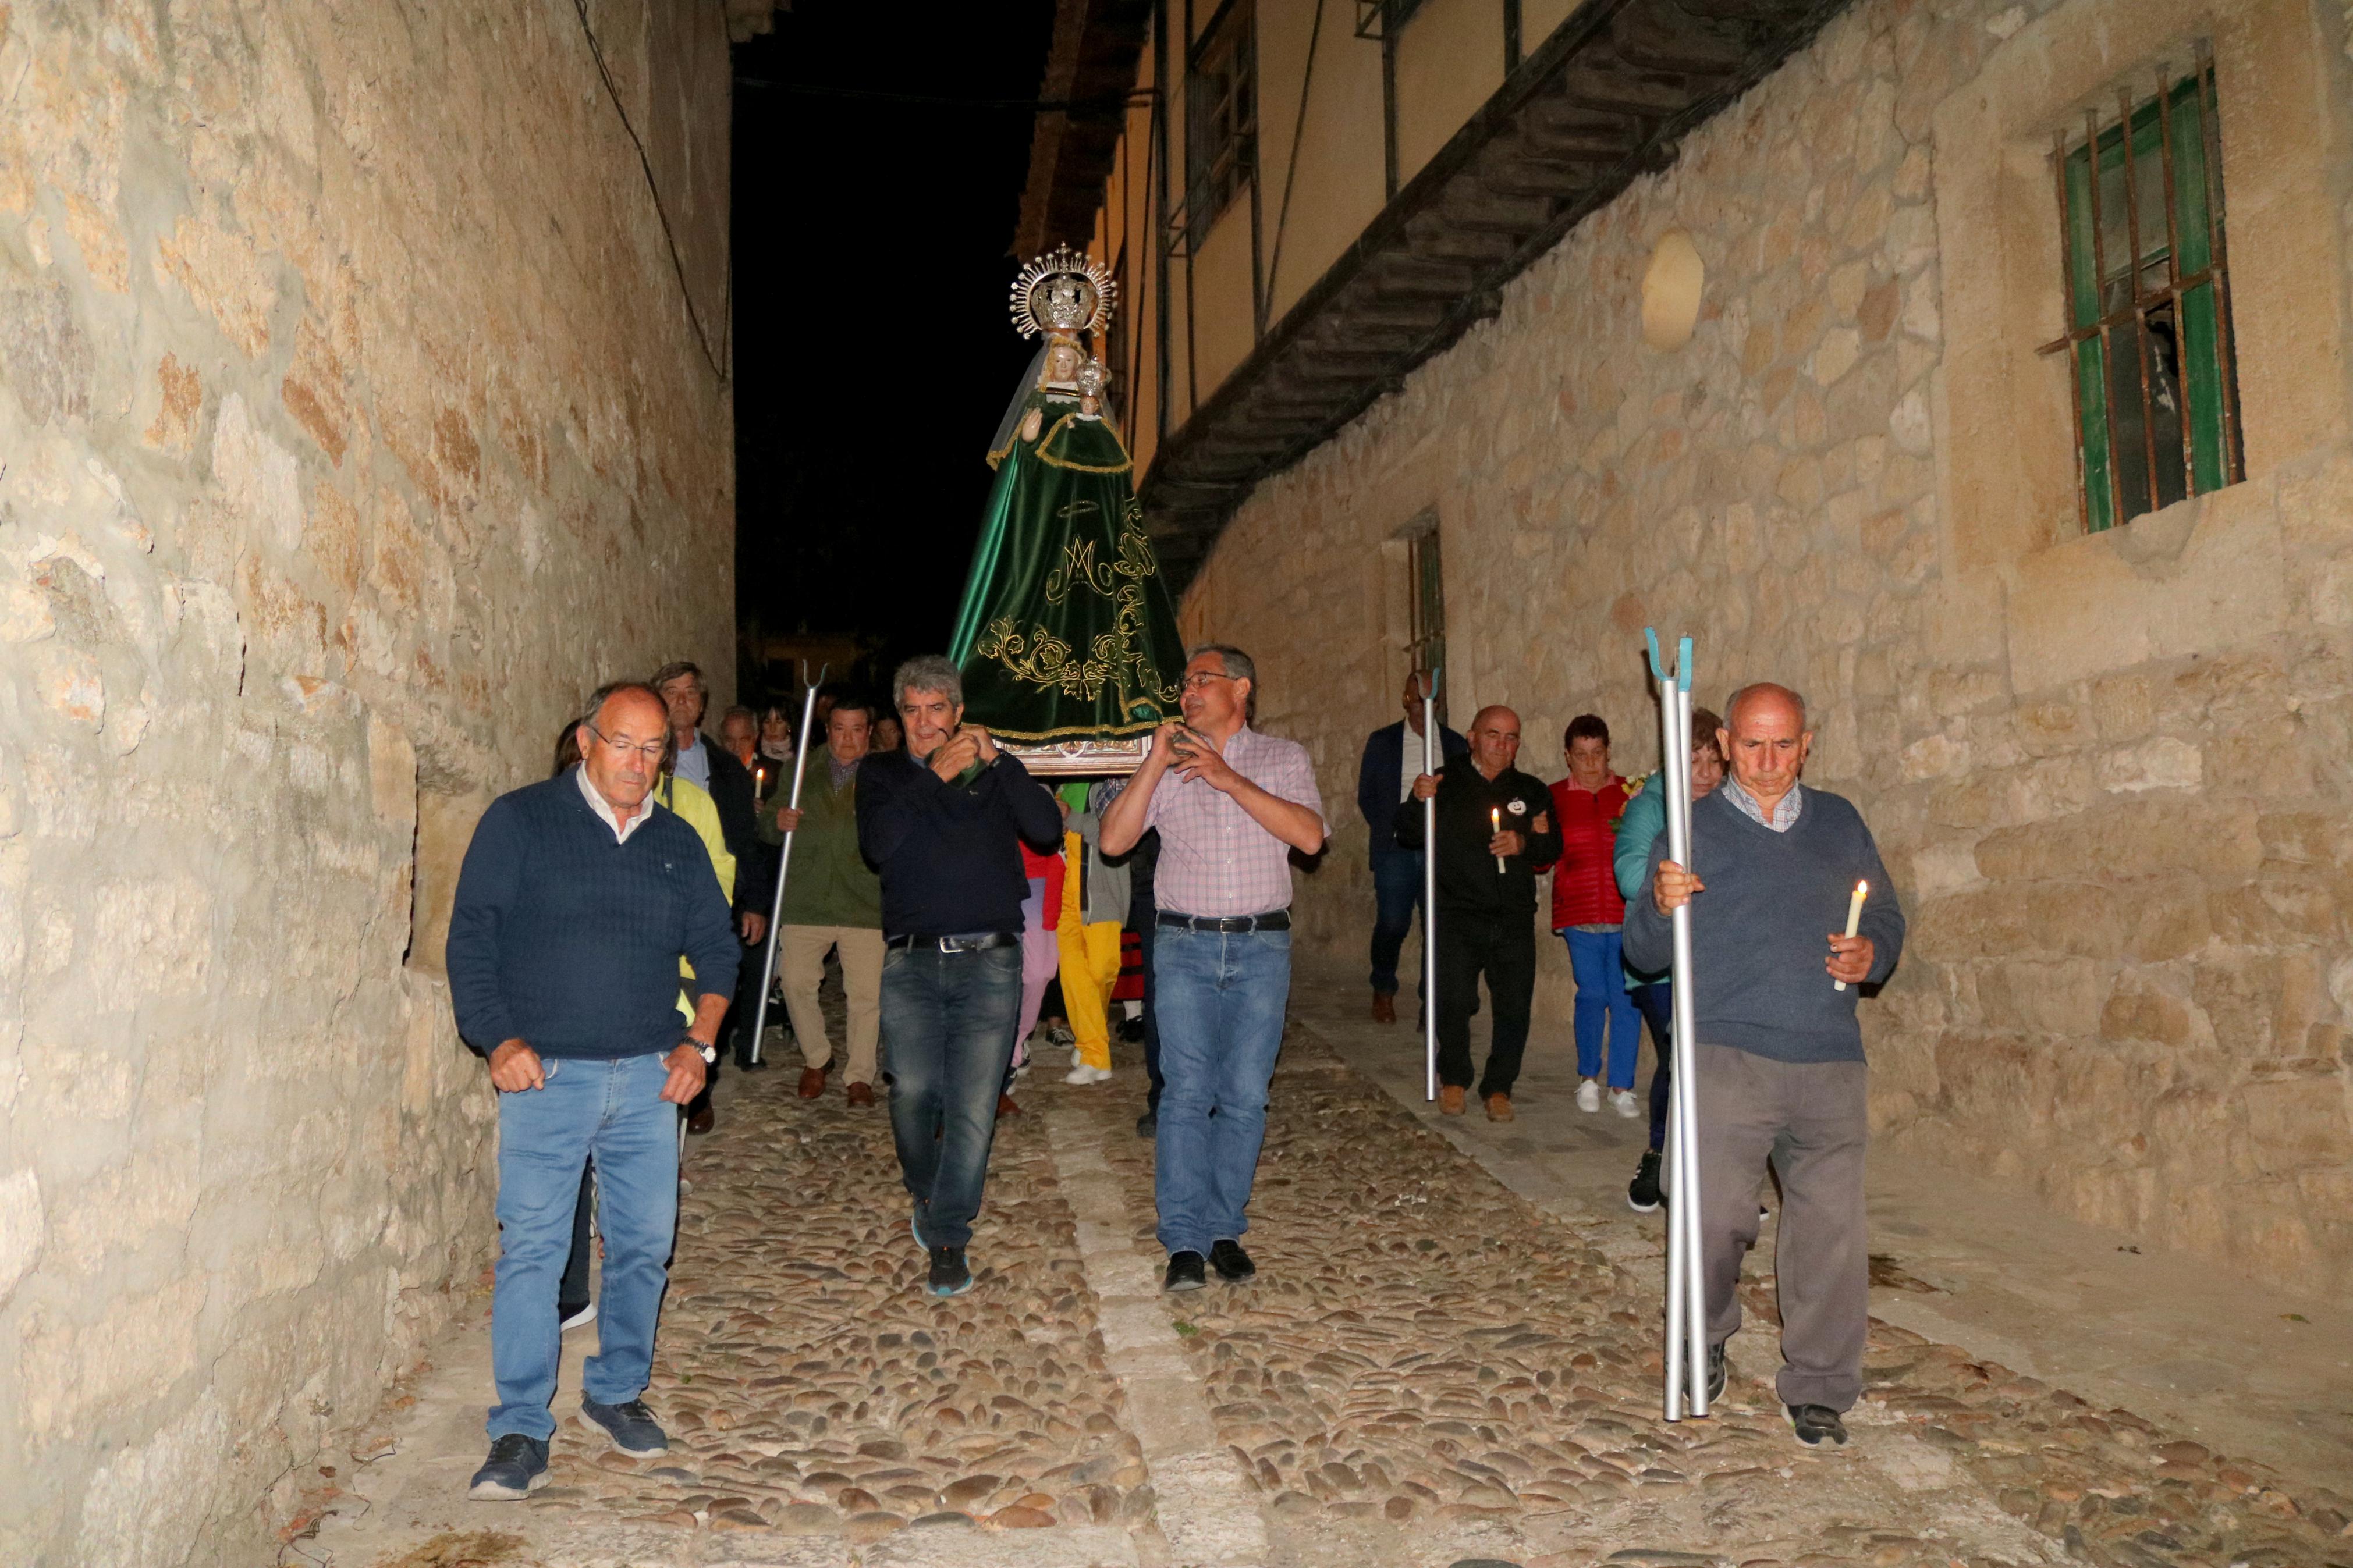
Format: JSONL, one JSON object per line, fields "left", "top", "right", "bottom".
{"left": 1692, "top": 1042, "right": 1868, "bottom": 1411}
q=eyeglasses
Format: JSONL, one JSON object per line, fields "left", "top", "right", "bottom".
{"left": 1179, "top": 673, "right": 1235, "bottom": 693}
{"left": 587, "top": 724, "right": 667, "bottom": 762}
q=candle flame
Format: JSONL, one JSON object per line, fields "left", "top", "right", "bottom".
{"left": 1855, "top": 880, "right": 1868, "bottom": 894}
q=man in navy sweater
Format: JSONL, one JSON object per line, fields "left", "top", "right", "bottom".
{"left": 1355, "top": 671, "right": 1467, "bottom": 1023}
{"left": 446, "top": 682, "right": 740, "bottom": 1500}
{"left": 1624, "top": 682, "right": 1903, "bottom": 1450}
{"left": 857, "top": 655, "right": 1062, "bottom": 1299}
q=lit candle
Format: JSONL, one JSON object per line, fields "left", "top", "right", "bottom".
{"left": 1491, "top": 806, "right": 1505, "bottom": 873}
{"left": 1833, "top": 879, "right": 1867, "bottom": 991}
{"left": 755, "top": 765, "right": 766, "bottom": 798}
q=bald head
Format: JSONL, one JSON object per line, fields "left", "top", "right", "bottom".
{"left": 1466, "top": 705, "right": 1522, "bottom": 780}
{"left": 1717, "top": 683, "right": 1811, "bottom": 809}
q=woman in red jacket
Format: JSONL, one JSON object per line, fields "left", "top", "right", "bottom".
{"left": 1541, "top": 714, "right": 1641, "bottom": 1116}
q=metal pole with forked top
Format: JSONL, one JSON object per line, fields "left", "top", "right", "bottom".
{"left": 1648, "top": 630, "right": 1710, "bottom": 1421}
{"left": 1421, "top": 666, "right": 1441, "bottom": 1102}
{"left": 744, "top": 663, "right": 828, "bottom": 1065}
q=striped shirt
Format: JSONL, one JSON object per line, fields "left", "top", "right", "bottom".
{"left": 1721, "top": 778, "right": 1804, "bottom": 832}
{"left": 1144, "top": 727, "right": 1326, "bottom": 918}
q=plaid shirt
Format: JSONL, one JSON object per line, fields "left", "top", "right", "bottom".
{"left": 1722, "top": 778, "right": 1804, "bottom": 832}
{"left": 1144, "top": 727, "right": 1326, "bottom": 918}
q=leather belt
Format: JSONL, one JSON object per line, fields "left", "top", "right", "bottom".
{"left": 886, "top": 931, "right": 1019, "bottom": 953}
{"left": 1156, "top": 911, "right": 1291, "bottom": 933}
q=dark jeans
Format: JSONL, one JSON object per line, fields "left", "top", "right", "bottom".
{"left": 558, "top": 1160, "right": 595, "bottom": 1320}
{"left": 1632, "top": 981, "right": 1673, "bottom": 1153}
{"left": 881, "top": 940, "right": 1023, "bottom": 1251}
{"left": 1133, "top": 888, "right": 1163, "bottom": 1112}
{"left": 726, "top": 925, "right": 773, "bottom": 1068}
{"left": 1368, "top": 848, "right": 1426, "bottom": 996}
{"left": 1434, "top": 909, "right": 1534, "bottom": 1097}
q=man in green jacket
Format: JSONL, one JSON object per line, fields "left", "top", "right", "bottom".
{"left": 763, "top": 694, "right": 887, "bottom": 1105}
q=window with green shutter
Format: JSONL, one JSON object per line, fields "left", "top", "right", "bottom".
{"left": 2046, "top": 58, "right": 2244, "bottom": 533}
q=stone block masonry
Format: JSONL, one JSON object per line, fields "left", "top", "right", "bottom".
{"left": 1177, "top": 0, "right": 2353, "bottom": 1300}
{"left": 0, "top": 2, "right": 734, "bottom": 1562}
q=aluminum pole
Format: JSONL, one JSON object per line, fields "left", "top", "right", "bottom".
{"left": 1421, "top": 666, "right": 1441, "bottom": 1103}
{"left": 744, "top": 664, "right": 828, "bottom": 1065}
{"left": 1648, "top": 630, "right": 1709, "bottom": 1420}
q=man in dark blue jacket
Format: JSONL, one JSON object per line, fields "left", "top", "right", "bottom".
{"left": 446, "top": 682, "right": 740, "bottom": 1501}
{"left": 1355, "top": 671, "right": 1466, "bottom": 1022}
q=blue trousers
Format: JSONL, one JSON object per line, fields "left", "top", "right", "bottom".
{"left": 489, "top": 1053, "right": 678, "bottom": 1441}
{"left": 1563, "top": 927, "right": 1641, "bottom": 1090}
{"left": 881, "top": 940, "right": 1023, "bottom": 1250}
{"left": 1367, "top": 849, "right": 1426, "bottom": 996}
{"left": 1632, "top": 980, "right": 1674, "bottom": 1152}
{"left": 1154, "top": 925, "right": 1290, "bottom": 1255}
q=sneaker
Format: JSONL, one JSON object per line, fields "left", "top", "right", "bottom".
{"left": 1064, "top": 1062, "right": 1112, "bottom": 1085}
{"left": 467, "top": 1434, "right": 549, "bottom": 1499}
{"left": 1163, "top": 1250, "right": 1208, "bottom": 1292}
{"left": 559, "top": 1300, "right": 597, "bottom": 1333}
{"left": 579, "top": 1397, "right": 668, "bottom": 1457}
{"left": 1208, "top": 1239, "right": 1256, "bottom": 1282}
{"left": 1135, "top": 1110, "right": 1158, "bottom": 1137}
{"left": 1609, "top": 1088, "right": 1639, "bottom": 1118}
{"left": 1117, "top": 1015, "right": 1146, "bottom": 1043}
{"left": 927, "top": 1246, "right": 973, "bottom": 1296}
{"left": 1709, "top": 1342, "right": 1728, "bottom": 1402}
{"left": 1575, "top": 1079, "right": 1602, "bottom": 1113}
{"left": 911, "top": 1211, "right": 929, "bottom": 1250}
{"left": 1788, "top": 1403, "right": 1848, "bottom": 1446}
{"left": 1626, "top": 1150, "right": 1662, "bottom": 1213}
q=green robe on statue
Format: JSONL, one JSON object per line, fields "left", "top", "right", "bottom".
{"left": 949, "top": 388, "right": 1187, "bottom": 744}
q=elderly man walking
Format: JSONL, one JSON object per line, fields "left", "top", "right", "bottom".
{"left": 1396, "top": 706, "right": 1560, "bottom": 1121}
{"left": 1624, "top": 682, "right": 1904, "bottom": 1448}
{"left": 857, "top": 656, "right": 1062, "bottom": 1297}
{"left": 1355, "top": 671, "right": 1467, "bottom": 1023}
{"left": 1102, "top": 645, "right": 1328, "bottom": 1293}
{"left": 765, "top": 693, "right": 886, "bottom": 1105}
{"left": 447, "top": 682, "right": 739, "bottom": 1499}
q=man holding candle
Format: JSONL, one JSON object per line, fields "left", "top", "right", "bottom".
{"left": 1355, "top": 671, "right": 1468, "bottom": 1024}
{"left": 1624, "top": 682, "right": 1904, "bottom": 1449}
{"left": 1395, "top": 706, "right": 1560, "bottom": 1122}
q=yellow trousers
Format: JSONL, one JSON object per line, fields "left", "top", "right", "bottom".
{"left": 1057, "top": 831, "right": 1121, "bottom": 1070}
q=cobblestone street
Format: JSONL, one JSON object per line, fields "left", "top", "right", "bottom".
{"left": 302, "top": 982, "right": 2353, "bottom": 1568}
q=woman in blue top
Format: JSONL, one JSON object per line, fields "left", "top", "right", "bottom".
{"left": 1612, "top": 703, "right": 1723, "bottom": 1212}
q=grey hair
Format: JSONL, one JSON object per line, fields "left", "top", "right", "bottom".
{"left": 1723, "top": 682, "right": 1808, "bottom": 732}
{"left": 719, "top": 703, "right": 757, "bottom": 728}
{"left": 1188, "top": 642, "right": 1257, "bottom": 722}
{"left": 648, "top": 659, "right": 707, "bottom": 697}
{"left": 574, "top": 680, "right": 676, "bottom": 771}
{"left": 893, "top": 654, "right": 964, "bottom": 710}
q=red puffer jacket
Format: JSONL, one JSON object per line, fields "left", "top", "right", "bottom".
{"left": 1540, "top": 776, "right": 1630, "bottom": 930}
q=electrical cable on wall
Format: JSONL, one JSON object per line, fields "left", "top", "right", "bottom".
{"left": 570, "top": 0, "right": 733, "bottom": 384}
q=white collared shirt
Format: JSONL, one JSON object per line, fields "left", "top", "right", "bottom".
{"left": 576, "top": 763, "right": 658, "bottom": 844}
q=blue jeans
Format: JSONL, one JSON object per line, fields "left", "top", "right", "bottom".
{"left": 1367, "top": 849, "right": 1425, "bottom": 995}
{"left": 1563, "top": 927, "right": 1641, "bottom": 1090}
{"left": 489, "top": 1053, "right": 679, "bottom": 1441}
{"left": 881, "top": 940, "right": 1023, "bottom": 1250}
{"left": 1153, "top": 925, "right": 1290, "bottom": 1255}
{"left": 1632, "top": 980, "right": 1674, "bottom": 1152}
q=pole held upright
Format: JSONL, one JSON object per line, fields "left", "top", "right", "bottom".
{"left": 1421, "top": 666, "right": 1441, "bottom": 1103}
{"left": 745, "top": 663, "right": 828, "bottom": 1066}
{"left": 1648, "top": 630, "right": 1710, "bottom": 1421}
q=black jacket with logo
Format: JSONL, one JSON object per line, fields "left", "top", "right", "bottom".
{"left": 1394, "top": 762, "right": 1561, "bottom": 919}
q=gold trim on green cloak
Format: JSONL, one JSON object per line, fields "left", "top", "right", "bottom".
{"left": 1035, "top": 412, "right": 1133, "bottom": 474}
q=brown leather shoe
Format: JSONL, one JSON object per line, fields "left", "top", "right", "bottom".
{"left": 1438, "top": 1085, "right": 1465, "bottom": 1115}
{"left": 1371, "top": 991, "right": 1397, "bottom": 1025}
{"left": 846, "top": 1080, "right": 875, "bottom": 1107}
{"left": 686, "top": 1103, "right": 715, "bottom": 1135}
{"left": 797, "top": 1065, "right": 827, "bottom": 1100}
{"left": 996, "top": 1093, "right": 1021, "bottom": 1119}
{"left": 1485, "top": 1093, "right": 1515, "bottom": 1123}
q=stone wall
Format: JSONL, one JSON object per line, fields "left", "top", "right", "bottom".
{"left": 1178, "top": 0, "right": 2353, "bottom": 1297}
{"left": 0, "top": 2, "right": 734, "bottom": 1562}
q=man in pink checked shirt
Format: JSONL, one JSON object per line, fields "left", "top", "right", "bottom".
{"left": 1101, "top": 644, "right": 1328, "bottom": 1295}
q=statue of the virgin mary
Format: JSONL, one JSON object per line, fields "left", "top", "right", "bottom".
{"left": 946, "top": 246, "right": 1187, "bottom": 774}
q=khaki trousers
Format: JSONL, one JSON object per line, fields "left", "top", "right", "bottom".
{"left": 1692, "top": 1042, "right": 1869, "bottom": 1412}
{"left": 780, "top": 925, "right": 885, "bottom": 1085}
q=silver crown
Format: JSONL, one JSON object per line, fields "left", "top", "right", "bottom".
{"left": 1010, "top": 245, "right": 1116, "bottom": 340}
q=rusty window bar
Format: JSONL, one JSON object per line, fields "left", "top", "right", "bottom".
{"left": 2039, "top": 64, "right": 2241, "bottom": 531}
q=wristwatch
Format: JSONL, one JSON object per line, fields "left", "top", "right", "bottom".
{"left": 682, "top": 1036, "right": 718, "bottom": 1066}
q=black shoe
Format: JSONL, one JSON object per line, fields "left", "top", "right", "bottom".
{"left": 1163, "top": 1250, "right": 1207, "bottom": 1292}
{"left": 1117, "top": 1016, "right": 1145, "bottom": 1043}
{"left": 1208, "top": 1239, "right": 1256, "bottom": 1283}
{"left": 579, "top": 1396, "right": 668, "bottom": 1457}
{"left": 1788, "top": 1403, "right": 1848, "bottom": 1446}
{"left": 735, "top": 1056, "right": 768, "bottom": 1072}
{"left": 927, "top": 1246, "right": 973, "bottom": 1297}
{"left": 467, "top": 1434, "right": 549, "bottom": 1499}
{"left": 1627, "top": 1150, "right": 1663, "bottom": 1213}
{"left": 1135, "top": 1110, "right": 1158, "bottom": 1138}
{"left": 1708, "top": 1342, "right": 1727, "bottom": 1402}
